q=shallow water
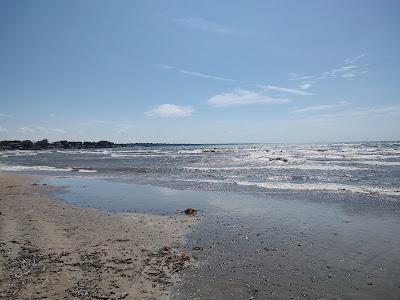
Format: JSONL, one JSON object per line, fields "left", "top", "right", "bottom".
{"left": 174, "top": 195, "right": 400, "bottom": 299}
{"left": 2, "top": 142, "right": 400, "bottom": 198}
{"left": 41, "top": 176, "right": 400, "bottom": 299}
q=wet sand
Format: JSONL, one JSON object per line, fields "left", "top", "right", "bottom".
{"left": 0, "top": 173, "right": 196, "bottom": 299}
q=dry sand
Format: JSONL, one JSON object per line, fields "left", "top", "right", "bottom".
{"left": 0, "top": 173, "right": 197, "bottom": 300}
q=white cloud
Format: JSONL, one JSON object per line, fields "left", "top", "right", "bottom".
{"left": 349, "top": 105, "right": 400, "bottom": 116}
{"left": 344, "top": 54, "right": 365, "bottom": 65}
{"left": 0, "top": 126, "right": 8, "bottom": 132}
{"left": 299, "top": 82, "right": 314, "bottom": 90}
{"left": 80, "top": 120, "right": 114, "bottom": 126}
{"left": 153, "top": 64, "right": 176, "bottom": 70}
{"left": 264, "top": 85, "right": 312, "bottom": 96}
{"left": 293, "top": 101, "right": 350, "bottom": 113}
{"left": 175, "top": 17, "right": 237, "bottom": 35}
{"left": 324, "top": 61, "right": 367, "bottom": 81}
{"left": 54, "top": 128, "right": 66, "bottom": 134}
{"left": 145, "top": 104, "right": 194, "bottom": 117}
{"left": 341, "top": 72, "right": 356, "bottom": 79}
{"left": 36, "top": 126, "right": 50, "bottom": 133}
{"left": 290, "top": 54, "right": 368, "bottom": 84}
{"left": 179, "top": 69, "right": 236, "bottom": 82}
{"left": 117, "top": 129, "right": 126, "bottom": 134}
{"left": 305, "top": 105, "right": 400, "bottom": 120}
{"left": 49, "top": 113, "right": 55, "bottom": 117}
{"left": 288, "top": 73, "right": 314, "bottom": 81}
{"left": 0, "top": 113, "right": 13, "bottom": 117}
{"left": 18, "top": 127, "right": 35, "bottom": 133}
{"left": 208, "top": 88, "right": 291, "bottom": 107}
{"left": 155, "top": 64, "right": 236, "bottom": 82}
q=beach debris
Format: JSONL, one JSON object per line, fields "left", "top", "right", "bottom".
{"left": 111, "top": 257, "right": 133, "bottom": 264}
{"left": 184, "top": 208, "right": 197, "bottom": 216}
{"left": 202, "top": 149, "right": 216, "bottom": 153}
{"left": 179, "top": 252, "right": 191, "bottom": 262}
{"left": 192, "top": 246, "right": 203, "bottom": 251}
{"left": 114, "top": 238, "right": 130, "bottom": 242}
{"left": 269, "top": 157, "right": 288, "bottom": 163}
{"left": 159, "top": 245, "right": 171, "bottom": 252}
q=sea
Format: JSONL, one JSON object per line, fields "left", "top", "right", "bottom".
{"left": 0, "top": 142, "right": 399, "bottom": 199}
{"left": 2, "top": 141, "right": 400, "bottom": 299}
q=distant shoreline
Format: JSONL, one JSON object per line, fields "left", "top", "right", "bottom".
{"left": 0, "top": 139, "right": 217, "bottom": 151}
{"left": 1, "top": 139, "right": 398, "bottom": 151}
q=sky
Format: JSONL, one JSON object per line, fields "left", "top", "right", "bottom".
{"left": 0, "top": 0, "right": 399, "bottom": 143}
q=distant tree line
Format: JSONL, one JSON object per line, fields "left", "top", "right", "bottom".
{"left": 0, "top": 139, "right": 203, "bottom": 150}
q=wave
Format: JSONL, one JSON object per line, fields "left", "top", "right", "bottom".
{"left": 56, "top": 150, "right": 111, "bottom": 155}
{"left": 184, "top": 164, "right": 365, "bottom": 171}
{"left": 0, "top": 163, "right": 73, "bottom": 172}
{"left": 235, "top": 181, "right": 400, "bottom": 197}
{"left": 1, "top": 150, "right": 52, "bottom": 157}
{"left": 76, "top": 169, "right": 98, "bottom": 173}
{"left": 177, "top": 177, "right": 399, "bottom": 197}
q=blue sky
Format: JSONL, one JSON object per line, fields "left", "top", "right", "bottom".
{"left": 0, "top": 0, "right": 399, "bottom": 143}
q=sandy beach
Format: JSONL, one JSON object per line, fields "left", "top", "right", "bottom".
{"left": 0, "top": 173, "right": 196, "bottom": 300}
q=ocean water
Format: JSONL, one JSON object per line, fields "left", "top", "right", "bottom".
{"left": 2, "top": 143, "right": 400, "bottom": 298}
{"left": 1, "top": 142, "right": 399, "bottom": 198}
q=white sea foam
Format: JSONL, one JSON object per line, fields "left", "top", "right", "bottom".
{"left": 184, "top": 164, "right": 364, "bottom": 171}
{"left": 176, "top": 177, "right": 399, "bottom": 196}
{"left": 234, "top": 181, "right": 400, "bottom": 197}
{"left": 56, "top": 150, "right": 111, "bottom": 155}
{"left": 1, "top": 150, "right": 51, "bottom": 157}
{"left": 110, "top": 153, "right": 177, "bottom": 158}
{"left": 77, "top": 169, "right": 98, "bottom": 173}
{"left": 0, "top": 163, "right": 73, "bottom": 172}
{"left": 355, "top": 160, "right": 400, "bottom": 166}
{"left": 178, "top": 149, "right": 204, "bottom": 154}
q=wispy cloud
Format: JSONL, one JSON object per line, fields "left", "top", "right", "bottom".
{"left": 49, "top": 113, "right": 55, "bottom": 117}
{"left": 289, "top": 54, "right": 368, "bottom": 86}
{"left": 54, "top": 128, "right": 66, "bottom": 134}
{"left": 288, "top": 73, "right": 315, "bottom": 81}
{"left": 323, "top": 65, "right": 367, "bottom": 80}
{"left": 18, "top": 127, "right": 35, "bottom": 133}
{"left": 80, "top": 120, "right": 114, "bottom": 126}
{"left": 299, "top": 82, "right": 314, "bottom": 90}
{"left": 347, "top": 105, "right": 400, "bottom": 117}
{"left": 153, "top": 64, "right": 176, "bottom": 70}
{"left": 179, "top": 69, "right": 236, "bottom": 82}
{"left": 154, "top": 64, "right": 236, "bottom": 82}
{"left": 0, "top": 126, "right": 8, "bottom": 132}
{"left": 208, "top": 88, "right": 291, "bottom": 107}
{"left": 287, "top": 74, "right": 316, "bottom": 90}
{"left": 344, "top": 54, "right": 366, "bottom": 65}
{"left": 175, "top": 17, "right": 238, "bottom": 35}
{"left": 263, "top": 85, "right": 312, "bottom": 96}
{"left": 36, "top": 126, "right": 50, "bottom": 133}
{"left": 322, "top": 54, "right": 367, "bottom": 81}
{"left": 302, "top": 105, "right": 400, "bottom": 120}
{"left": 0, "top": 113, "right": 13, "bottom": 118}
{"left": 145, "top": 104, "right": 193, "bottom": 118}
{"left": 293, "top": 101, "right": 350, "bottom": 113}
{"left": 18, "top": 126, "right": 67, "bottom": 134}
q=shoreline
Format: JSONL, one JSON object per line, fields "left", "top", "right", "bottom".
{"left": 0, "top": 172, "right": 197, "bottom": 299}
